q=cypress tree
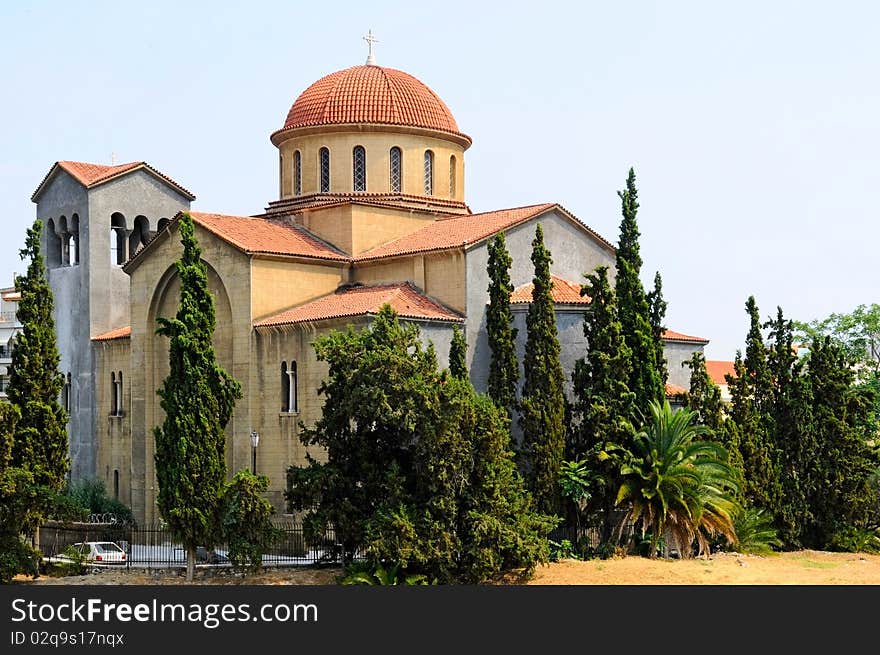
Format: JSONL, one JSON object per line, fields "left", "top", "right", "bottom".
{"left": 646, "top": 271, "right": 669, "bottom": 385}
{"left": 154, "top": 212, "right": 242, "bottom": 582}
{"left": 7, "top": 218, "right": 68, "bottom": 490}
{"left": 569, "top": 265, "right": 635, "bottom": 542}
{"left": 615, "top": 168, "right": 664, "bottom": 418}
{"left": 448, "top": 324, "right": 467, "bottom": 380}
{"left": 682, "top": 351, "right": 725, "bottom": 434}
{"left": 486, "top": 233, "right": 519, "bottom": 420}
{"left": 518, "top": 224, "right": 566, "bottom": 516}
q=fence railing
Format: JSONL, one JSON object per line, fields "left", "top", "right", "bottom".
{"left": 37, "top": 520, "right": 357, "bottom": 569}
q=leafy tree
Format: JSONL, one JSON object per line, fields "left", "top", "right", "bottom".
{"left": 518, "top": 224, "right": 566, "bottom": 516}
{"left": 287, "top": 305, "right": 555, "bottom": 583}
{"left": 608, "top": 400, "right": 739, "bottom": 558}
{"left": 486, "top": 233, "right": 519, "bottom": 421}
{"left": 221, "top": 471, "right": 282, "bottom": 574}
{"left": 448, "top": 324, "right": 467, "bottom": 380}
{"left": 794, "top": 303, "right": 880, "bottom": 376}
{"left": 569, "top": 265, "right": 635, "bottom": 543}
{"left": 614, "top": 168, "right": 664, "bottom": 417}
{"left": 153, "top": 212, "right": 242, "bottom": 582}
{"left": 7, "top": 218, "right": 68, "bottom": 490}
{"left": 646, "top": 271, "right": 669, "bottom": 385}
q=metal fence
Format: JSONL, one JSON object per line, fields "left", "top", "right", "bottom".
{"left": 37, "top": 520, "right": 356, "bottom": 569}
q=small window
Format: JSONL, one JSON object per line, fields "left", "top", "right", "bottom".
{"left": 281, "top": 361, "right": 290, "bottom": 412}
{"left": 290, "top": 361, "right": 298, "bottom": 413}
{"left": 64, "top": 372, "right": 71, "bottom": 413}
{"left": 449, "top": 155, "right": 457, "bottom": 198}
{"left": 390, "top": 147, "right": 402, "bottom": 193}
{"left": 293, "top": 150, "right": 302, "bottom": 196}
{"left": 113, "top": 470, "right": 119, "bottom": 499}
{"left": 116, "top": 371, "right": 123, "bottom": 416}
{"left": 319, "top": 147, "right": 330, "bottom": 193}
{"left": 110, "top": 372, "right": 117, "bottom": 416}
{"left": 353, "top": 146, "right": 366, "bottom": 192}
{"left": 424, "top": 150, "right": 434, "bottom": 196}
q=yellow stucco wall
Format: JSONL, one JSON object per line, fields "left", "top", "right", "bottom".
{"left": 251, "top": 258, "right": 346, "bottom": 321}
{"left": 278, "top": 131, "right": 465, "bottom": 201}
{"left": 94, "top": 338, "right": 132, "bottom": 510}
{"left": 353, "top": 250, "right": 465, "bottom": 313}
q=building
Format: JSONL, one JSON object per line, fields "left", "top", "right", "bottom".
{"left": 706, "top": 360, "right": 737, "bottom": 404}
{"left": 0, "top": 286, "right": 22, "bottom": 398}
{"left": 33, "top": 54, "right": 711, "bottom": 524}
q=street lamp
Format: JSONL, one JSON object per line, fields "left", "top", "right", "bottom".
{"left": 250, "top": 429, "right": 259, "bottom": 474}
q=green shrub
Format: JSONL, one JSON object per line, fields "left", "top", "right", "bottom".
{"left": 829, "top": 526, "right": 880, "bottom": 554}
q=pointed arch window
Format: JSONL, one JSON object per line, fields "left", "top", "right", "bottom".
{"left": 293, "top": 150, "right": 302, "bottom": 196}
{"left": 424, "top": 150, "right": 434, "bottom": 196}
{"left": 449, "top": 155, "right": 457, "bottom": 198}
{"left": 319, "top": 147, "right": 330, "bottom": 193}
{"left": 390, "top": 147, "right": 402, "bottom": 193}
{"left": 353, "top": 146, "right": 366, "bottom": 192}
{"left": 281, "top": 361, "right": 298, "bottom": 413}
{"left": 110, "top": 372, "right": 117, "bottom": 416}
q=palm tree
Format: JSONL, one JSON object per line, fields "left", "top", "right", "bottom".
{"left": 608, "top": 399, "right": 739, "bottom": 558}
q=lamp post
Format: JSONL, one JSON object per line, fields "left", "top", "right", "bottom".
{"left": 250, "top": 429, "right": 259, "bottom": 475}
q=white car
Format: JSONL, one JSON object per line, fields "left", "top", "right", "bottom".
{"left": 67, "top": 541, "right": 128, "bottom": 566}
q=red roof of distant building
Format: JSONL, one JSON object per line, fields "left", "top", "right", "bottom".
{"left": 661, "top": 329, "right": 709, "bottom": 344}
{"left": 32, "top": 161, "right": 195, "bottom": 201}
{"left": 276, "top": 65, "right": 468, "bottom": 143}
{"left": 665, "top": 382, "right": 688, "bottom": 397}
{"left": 254, "top": 283, "right": 462, "bottom": 328}
{"left": 706, "top": 360, "right": 737, "bottom": 385}
{"left": 510, "top": 275, "right": 590, "bottom": 305}
{"left": 92, "top": 326, "right": 131, "bottom": 341}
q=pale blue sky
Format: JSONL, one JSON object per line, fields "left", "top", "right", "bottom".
{"left": 1, "top": 1, "right": 878, "bottom": 360}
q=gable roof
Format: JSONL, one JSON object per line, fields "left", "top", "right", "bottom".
{"left": 32, "top": 160, "right": 195, "bottom": 202}
{"left": 510, "top": 274, "right": 590, "bottom": 305}
{"left": 706, "top": 360, "right": 737, "bottom": 385}
{"left": 661, "top": 329, "right": 709, "bottom": 344}
{"left": 665, "top": 382, "right": 689, "bottom": 397}
{"left": 254, "top": 282, "right": 463, "bottom": 328}
{"left": 92, "top": 326, "right": 131, "bottom": 341}
{"left": 355, "top": 202, "right": 614, "bottom": 262}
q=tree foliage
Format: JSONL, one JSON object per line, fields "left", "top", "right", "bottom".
{"left": 518, "top": 224, "right": 566, "bottom": 516}
{"left": 7, "top": 218, "right": 68, "bottom": 491}
{"left": 153, "top": 212, "right": 242, "bottom": 581}
{"left": 221, "top": 471, "right": 282, "bottom": 574}
{"left": 646, "top": 271, "right": 669, "bottom": 385}
{"left": 448, "top": 324, "right": 467, "bottom": 380}
{"left": 486, "top": 233, "right": 519, "bottom": 420}
{"left": 682, "top": 352, "right": 725, "bottom": 434}
{"left": 286, "top": 305, "right": 555, "bottom": 583}
{"left": 614, "top": 168, "right": 664, "bottom": 418}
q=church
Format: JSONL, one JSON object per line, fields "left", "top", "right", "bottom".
{"left": 31, "top": 48, "right": 709, "bottom": 525}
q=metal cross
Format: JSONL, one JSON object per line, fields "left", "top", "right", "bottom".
{"left": 363, "top": 29, "right": 379, "bottom": 65}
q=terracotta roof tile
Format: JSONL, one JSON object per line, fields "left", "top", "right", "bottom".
{"left": 255, "top": 283, "right": 462, "bottom": 328}
{"left": 276, "top": 66, "right": 469, "bottom": 142}
{"left": 661, "top": 329, "right": 709, "bottom": 344}
{"left": 510, "top": 274, "right": 590, "bottom": 305}
{"left": 706, "top": 360, "right": 737, "bottom": 385}
{"left": 356, "top": 203, "right": 556, "bottom": 261}
{"left": 665, "top": 382, "right": 688, "bottom": 397}
{"left": 31, "top": 160, "right": 195, "bottom": 201}
{"left": 92, "top": 326, "right": 131, "bottom": 341}
{"left": 1, "top": 291, "right": 21, "bottom": 301}
{"left": 190, "top": 212, "right": 348, "bottom": 261}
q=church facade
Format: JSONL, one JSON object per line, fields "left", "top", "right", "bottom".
{"left": 32, "top": 60, "right": 709, "bottom": 524}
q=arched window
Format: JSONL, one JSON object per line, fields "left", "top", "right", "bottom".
{"left": 449, "top": 155, "right": 457, "bottom": 198}
{"left": 353, "top": 146, "right": 366, "bottom": 192}
{"left": 293, "top": 150, "right": 302, "bottom": 196}
{"left": 113, "top": 470, "right": 119, "bottom": 499}
{"left": 390, "top": 147, "right": 402, "bottom": 193}
{"left": 64, "top": 372, "right": 71, "bottom": 414}
{"left": 281, "top": 362, "right": 290, "bottom": 412}
{"left": 59, "top": 216, "right": 69, "bottom": 266}
{"left": 111, "top": 213, "right": 127, "bottom": 265}
{"left": 128, "top": 215, "right": 151, "bottom": 257}
{"left": 290, "top": 361, "right": 298, "bottom": 413}
{"left": 116, "top": 371, "right": 123, "bottom": 416}
{"left": 46, "top": 219, "right": 62, "bottom": 268}
{"left": 110, "top": 372, "right": 117, "bottom": 416}
{"left": 424, "top": 150, "right": 434, "bottom": 196}
{"left": 319, "top": 147, "right": 330, "bottom": 193}
{"left": 69, "top": 214, "right": 80, "bottom": 265}
{"left": 157, "top": 218, "right": 170, "bottom": 232}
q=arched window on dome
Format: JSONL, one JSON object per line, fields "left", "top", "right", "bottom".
{"left": 353, "top": 146, "right": 366, "bottom": 192}
{"left": 293, "top": 150, "right": 302, "bottom": 196}
{"left": 389, "top": 147, "right": 402, "bottom": 193}
{"left": 424, "top": 150, "right": 434, "bottom": 196}
{"left": 449, "top": 155, "right": 457, "bottom": 198}
{"left": 319, "top": 147, "right": 330, "bottom": 193}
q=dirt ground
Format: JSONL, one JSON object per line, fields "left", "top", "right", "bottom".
{"left": 11, "top": 550, "right": 880, "bottom": 585}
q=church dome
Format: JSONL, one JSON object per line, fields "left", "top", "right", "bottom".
{"left": 274, "top": 65, "right": 469, "bottom": 142}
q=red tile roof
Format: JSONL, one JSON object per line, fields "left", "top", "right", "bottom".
{"left": 661, "top": 329, "right": 709, "bottom": 344}
{"left": 356, "top": 203, "right": 557, "bottom": 261}
{"left": 189, "top": 212, "right": 348, "bottom": 261}
{"left": 92, "top": 326, "right": 131, "bottom": 341}
{"left": 706, "top": 360, "right": 737, "bottom": 385}
{"left": 1, "top": 291, "right": 21, "bottom": 301}
{"left": 254, "top": 283, "right": 462, "bottom": 328}
{"left": 665, "top": 382, "right": 688, "bottom": 397}
{"left": 32, "top": 160, "right": 195, "bottom": 201}
{"left": 275, "top": 66, "right": 469, "bottom": 143}
{"left": 510, "top": 275, "right": 590, "bottom": 305}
